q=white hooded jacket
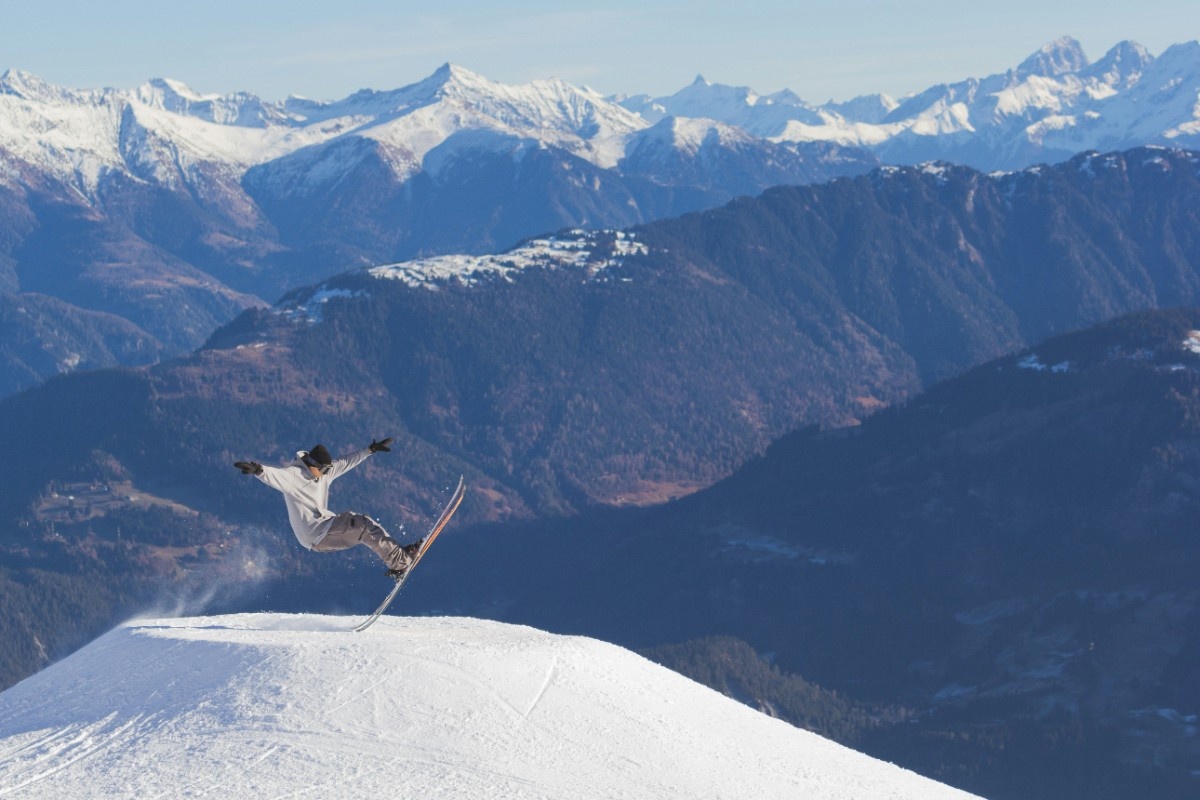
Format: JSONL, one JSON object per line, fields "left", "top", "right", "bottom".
{"left": 255, "top": 447, "right": 374, "bottom": 548}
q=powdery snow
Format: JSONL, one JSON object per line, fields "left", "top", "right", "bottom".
{"left": 0, "top": 614, "right": 979, "bottom": 800}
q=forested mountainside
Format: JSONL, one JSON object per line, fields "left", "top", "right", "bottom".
{"left": 434, "top": 309, "right": 1200, "bottom": 800}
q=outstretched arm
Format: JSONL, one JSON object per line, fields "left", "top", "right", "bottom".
{"left": 326, "top": 437, "right": 394, "bottom": 481}
{"left": 234, "top": 460, "right": 292, "bottom": 493}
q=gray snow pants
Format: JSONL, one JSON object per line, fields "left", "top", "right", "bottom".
{"left": 313, "top": 512, "right": 407, "bottom": 571}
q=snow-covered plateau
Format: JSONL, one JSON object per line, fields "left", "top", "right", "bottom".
{"left": 0, "top": 614, "right": 979, "bottom": 799}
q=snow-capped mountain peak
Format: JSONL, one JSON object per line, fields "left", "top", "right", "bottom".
{"left": 0, "top": 68, "right": 87, "bottom": 104}
{"left": 0, "top": 614, "right": 980, "bottom": 799}
{"left": 1085, "top": 40, "right": 1155, "bottom": 89}
{"left": 667, "top": 74, "right": 763, "bottom": 114}
{"left": 1016, "top": 36, "right": 1090, "bottom": 77}
{"left": 393, "top": 61, "right": 495, "bottom": 107}
{"left": 140, "top": 77, "right": 221, "bottom": 105}
{"left": 1152, "top": 40, "right": 1200, "bottom": 77}
{"left": 824, "top": 93, "right": 901, "bottom": 124}
{"left": 133, "top": 78, "right": 291, "bottom": 127}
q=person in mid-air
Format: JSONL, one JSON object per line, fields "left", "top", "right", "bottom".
{"left": 234, "top": 437, "right": 421, "bottom": 580}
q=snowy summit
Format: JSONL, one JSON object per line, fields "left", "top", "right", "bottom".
{"left": 0, "top": 614, "right": 979, "bottom": 799}
{"left": 0, "top": 38, "right": 1197, "bottom": 197}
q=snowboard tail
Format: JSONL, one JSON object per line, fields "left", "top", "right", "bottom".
{"left": 352, "top": 475, "right": 466, "bottom": 633}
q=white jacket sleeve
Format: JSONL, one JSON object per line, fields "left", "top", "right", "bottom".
{"left": 255, "top": 465, "right": 294, "bottom": 493}
{"left": 325, "top": 446, "right": 374, "bottom": 482}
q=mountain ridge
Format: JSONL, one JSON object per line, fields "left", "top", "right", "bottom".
{"left": 619, "top": 37, "right": 1200, "bottom": 168}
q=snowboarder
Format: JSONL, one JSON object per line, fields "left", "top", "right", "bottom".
{"left": 234, "top": 437, "right": 421, "bottom": 580}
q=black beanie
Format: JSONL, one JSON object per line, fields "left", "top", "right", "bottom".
{"left": 308, "top": 444, "right": 333, "bottom": 467}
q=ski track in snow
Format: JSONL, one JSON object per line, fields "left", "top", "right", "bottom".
{"left": 0, "top": 614, "right": 980, "bottom": 800}
{"left": 522, "top": 655, "right": 558, "bottom": 720}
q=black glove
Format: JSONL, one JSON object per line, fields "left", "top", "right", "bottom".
{"left": 234, "top": 461, "right": 263, "bottom": 475}
{"left": 369, "top": 437, "right": 393, "bottom": 454}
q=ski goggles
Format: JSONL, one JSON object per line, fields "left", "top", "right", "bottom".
{"left": 302, "top": 455, "right": 332, "bottom": 473}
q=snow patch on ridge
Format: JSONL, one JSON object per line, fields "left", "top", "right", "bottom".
{"left": 1183, "top": 330, "right": 1200, "bottom": 354}
{"left": 369, "top": 230, "right": 649, "bottom": 288}
{"left": 1018, "top": 353, "right": 1071, "bottom": 373}
{"left": 275, "top": 287, "right": 367, "bottom": 324}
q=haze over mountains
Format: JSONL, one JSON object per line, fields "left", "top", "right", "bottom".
{"left": 0, "top": 37, "right": 1197, "bottom": 397}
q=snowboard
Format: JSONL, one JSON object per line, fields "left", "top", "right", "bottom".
{"left": 352, "top": 475, "right": 466, "bottom": 633}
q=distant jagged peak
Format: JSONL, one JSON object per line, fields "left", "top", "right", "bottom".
{"left": 412, "top": 62, "right": 605, "bottom": 107}
{"left": 1152, "top": 39, "right": 1200, "bottom": 70}
{"left": 657, "top": 74, "right": 829, "bottom": 135}
{"left": 138, "top": 77, "right": 220, "bottom": 103}
{"left": 1097, "top": 39, "right": 1154, "bottom": 69}
{"left": 824, "top": 93, "right": 901, "bottom": 124}
{"left": 671, "top": 74, "right": 762, "bottom": 108}
{"left": 325, "top": 62, "right": 643, "bottom": 140}
{"left": 0, "top": 68, "right": 81, "bottom": 102}
{"left": 416, "top": 61, "right": 493, "bottom": 96}
{"left": 1016, "top": 36, "right": 1090, "bottom": 77}
{"left": 1085, "top": 40, "right": 1154, "bottom": 88}
{"left": 132, "top": 77, "right": 288, "bottom": 127}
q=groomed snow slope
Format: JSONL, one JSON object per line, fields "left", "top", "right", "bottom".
{"left": 0, "top": 615, "right": 978, "bottom": 799}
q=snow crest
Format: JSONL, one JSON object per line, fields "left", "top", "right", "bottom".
{"left": 0, "top": 614, "right": 979, "bottom": 800}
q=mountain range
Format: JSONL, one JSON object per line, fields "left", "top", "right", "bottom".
{"left": 1, "top": 37, "right": 1198, "bottom": 396}
{"left": 622, "top": 37, "right": 1200, "bottom": 170}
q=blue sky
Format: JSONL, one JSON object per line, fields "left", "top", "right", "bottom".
{"left": 7, "top": 1, "right": 1195, "bottom": 102}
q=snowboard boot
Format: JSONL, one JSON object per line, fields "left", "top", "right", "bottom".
{"left": 384, "top": 539, "right": 424, "bottom": 581}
